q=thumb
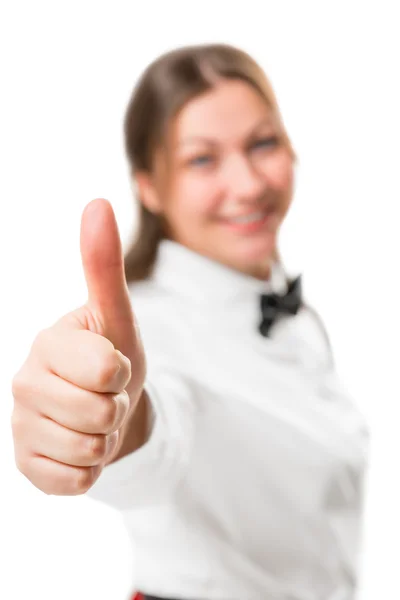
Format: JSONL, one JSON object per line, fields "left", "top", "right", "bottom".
{"left": 80, "top": 198, "right": 133, "bottom": 332}
{"left": 80, "top": 198, "right": 146, "bottom": 401}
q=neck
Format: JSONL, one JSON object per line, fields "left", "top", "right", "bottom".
{"left": 231, "top": 258, "right": 273, "bottom": 281}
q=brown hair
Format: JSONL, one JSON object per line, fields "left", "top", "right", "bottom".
{"left": 123, "top": 43, "right": 296, "bottom": 283}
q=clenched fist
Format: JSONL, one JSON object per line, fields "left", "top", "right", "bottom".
{"left": 11, "top": 199, "right": 146, "bottom": 495}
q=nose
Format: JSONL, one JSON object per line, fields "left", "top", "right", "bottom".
{"left": 222, "top": 153, "right": 265, "bottom": 202}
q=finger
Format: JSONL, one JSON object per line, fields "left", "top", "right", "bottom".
{"left": 80, "top": 198, "right": 134, "bottom": 332}
{"left": 30, "top": 327, "right": 131, "bottom": 394}
{"left": 15, "top": 368, "right": 129, "bottom": 434}
{"left": 15, "top": 407, "right": 119, "bottom": 468}
{"left": 17, "top": 454, "right": 103, "bottom": 496}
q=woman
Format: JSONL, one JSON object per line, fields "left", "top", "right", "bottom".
{"left": 11, "top": 43, "right": 369, "bottom": 600}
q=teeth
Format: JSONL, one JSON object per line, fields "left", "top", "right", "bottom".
{"left": 230, "top": 212, "right": 265, "bottom": 224}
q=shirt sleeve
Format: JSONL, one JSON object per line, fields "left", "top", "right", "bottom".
{"left": 85, "top": 369, "right": 198, "bottom": 511}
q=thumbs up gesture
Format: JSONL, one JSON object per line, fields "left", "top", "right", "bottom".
{"left": 11, "top": 199, "right": 146, "bottom": 495}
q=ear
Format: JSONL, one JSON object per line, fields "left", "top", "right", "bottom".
{"left": 134, "top": 171, "right": 163, "bottom": 214}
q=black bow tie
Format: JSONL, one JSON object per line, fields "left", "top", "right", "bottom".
{"left": 258, "top": 275, "right": 303, "bottom": 337}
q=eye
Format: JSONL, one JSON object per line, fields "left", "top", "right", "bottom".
{"left": 250, "top": 136, "right": 279, "bottom": 151}
{"left": 188, "top": 154, "right": 214, "bottom": 167}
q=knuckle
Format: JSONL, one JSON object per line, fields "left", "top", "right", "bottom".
{"left": 93, "top": 397, "right": 118, "bottom": 433}
{"left": 10, "top": 408, "right": 24, "bottom": 438}
{"left": 97, "top": 352, "right": 120, "bottom": 388}
{"left": 31, "top": 327, "right": 51, "bottom": 353}
{"left": 14, "top": 452, "right": 30, "bottom": 477}
{"left": 116, "top": 352, "right": 132, "bottom": 387}
{"left": 113, "top": 391, "right": 130, "bottom": 428}
{"left": 72, "top": 467, "right": 97, "bottom": 494}
{"left": 84, "top": 434, "right": 108, "bottom": 462}
{"left": 11, "top": 370, "right": 29, "bottom": 402}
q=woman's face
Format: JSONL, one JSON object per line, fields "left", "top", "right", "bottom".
{"left": 139, "top": 79, "right": 295, "bottom": 279}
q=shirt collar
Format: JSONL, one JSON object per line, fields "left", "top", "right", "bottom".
{"left": 150, "top": 239, "right": 290, "bottom": 304}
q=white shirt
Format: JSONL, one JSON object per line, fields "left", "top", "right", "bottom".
{"left": 87, "top": 240, "right": 369, "bottom": 600}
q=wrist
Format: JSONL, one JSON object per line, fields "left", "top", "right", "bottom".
{"left": 105, "top": 388, "right": 150, "bottom": 465}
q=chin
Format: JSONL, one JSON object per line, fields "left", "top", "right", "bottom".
{"left": 223, "top": 237, "right": 277, "bottom": 279}
{"left": 238, "top": 233, "right": 277, "bottom": 263}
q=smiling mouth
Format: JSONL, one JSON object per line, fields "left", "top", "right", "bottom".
{"left": 221, "top": 205, "right": 277, "bottom": 225}
{"left": 227, "top": 210, "right": 268, "bottom": 225}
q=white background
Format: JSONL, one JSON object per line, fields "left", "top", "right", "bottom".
{"left": 1, "top": 2, "right": 399, "bottom": 599}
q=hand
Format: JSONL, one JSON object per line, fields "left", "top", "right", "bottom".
{"left": 11, "top": 199, "right": 146, "bottom": 495}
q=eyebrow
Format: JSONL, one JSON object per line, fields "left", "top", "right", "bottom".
{"left": 177, "top": 117, "right": 275, "bottom": 148}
